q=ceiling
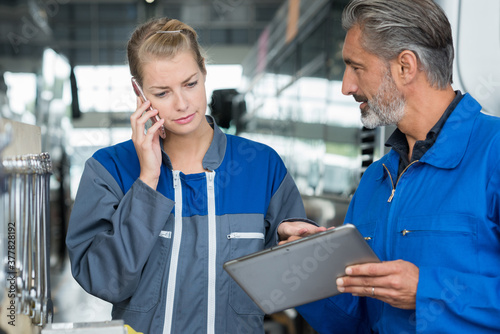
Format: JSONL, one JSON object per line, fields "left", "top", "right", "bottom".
{"left": 0, "top": 0, "right": 285, "bottom": 73}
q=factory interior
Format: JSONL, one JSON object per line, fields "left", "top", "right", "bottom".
{"left": 0, "top": 0, "right": 499, "bottom": 333}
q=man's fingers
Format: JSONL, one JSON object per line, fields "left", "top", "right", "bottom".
{"left": 346, "top": 261, "right": 390, "bottom": 276}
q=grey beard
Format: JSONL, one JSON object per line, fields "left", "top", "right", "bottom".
{"left": 361, "top": 73, "right": 406, "bottom": 129}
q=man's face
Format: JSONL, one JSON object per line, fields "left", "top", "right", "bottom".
{"left": 341, "top": 26, "right": 406, "bottom": 129}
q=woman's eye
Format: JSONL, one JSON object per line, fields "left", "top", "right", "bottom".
{"left": 187, "top": 81, "right": 198, "bottom": 88}
{"left": 155, "top": 92, "right": 167, "bottom": 98}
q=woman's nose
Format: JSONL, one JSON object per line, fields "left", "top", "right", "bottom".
{"left": 173, "top": 91, "right": 188, "bottom": 111}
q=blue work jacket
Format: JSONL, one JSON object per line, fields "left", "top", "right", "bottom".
{"left": 297, "top": 93, "right": 500, "bottom": 333}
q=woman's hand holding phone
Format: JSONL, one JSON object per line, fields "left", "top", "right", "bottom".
{"left": 130, "top": 78, "right": 165, "bottom": 190}
{"left": 131, "top": 77, "right": 167, "bottom": 139}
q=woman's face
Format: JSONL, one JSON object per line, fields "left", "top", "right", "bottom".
{"left": 141, "top": 51, "right": 207, "bottom": 137}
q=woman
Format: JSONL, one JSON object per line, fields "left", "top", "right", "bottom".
{"left": 66, "top": 18, "right": 321, "bottom": 333}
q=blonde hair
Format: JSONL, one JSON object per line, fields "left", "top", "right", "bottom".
{"left": 127, "top": 18, "right": 206, "bottom": 86}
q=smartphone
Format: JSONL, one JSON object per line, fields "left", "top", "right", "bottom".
{"left": 131, "top": 77, "right": 166, "bottom": 139}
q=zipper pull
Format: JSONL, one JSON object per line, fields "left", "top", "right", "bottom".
{"left": 388, "top": 188, "right": 395, "bottom": 202}
{"left": 207, "top": 171, "right": 215, "bottom": 186}
{"left": 173, "top": 171, "right": 180, "bottom": 189}
{"left": 401, "top": 229, "right": 411, "bottom": 236}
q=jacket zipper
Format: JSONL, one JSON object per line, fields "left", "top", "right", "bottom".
{"left": 382, "top": 160, "right": 419, "bottom": 202}
{"left": 400, "top": 229, "right": 462, "bottom": 236}
{"left": 206, "top": 171, "right": 216, "bottom": 334}
{"left": 163, "top": 171, "right": 183, "bottom": 334}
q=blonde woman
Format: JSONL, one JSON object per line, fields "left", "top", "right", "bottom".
{"left": 67, "top": 18, "right": 321, "bottom": 333}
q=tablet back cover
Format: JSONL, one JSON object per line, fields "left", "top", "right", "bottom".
{"left": 223, "top": 224, "right": 379, "bottom": 314}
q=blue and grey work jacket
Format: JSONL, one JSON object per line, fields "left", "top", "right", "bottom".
{"left": 66, "top": 116, "right": 307, "bottom": 333}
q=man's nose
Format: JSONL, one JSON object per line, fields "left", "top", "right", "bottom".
{"left": 341, "top": 68, "right": 357, "bottom": 96}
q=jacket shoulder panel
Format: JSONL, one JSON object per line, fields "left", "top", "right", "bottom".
{"left": 92, "top": 140, "right": 140, "bottom": 194}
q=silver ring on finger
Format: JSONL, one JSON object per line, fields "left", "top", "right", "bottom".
{"left": 371, "top": 287, "right": 375, "bottom": 296}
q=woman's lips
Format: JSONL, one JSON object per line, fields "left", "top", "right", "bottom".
{"left": 174, "top": 113, "right": 195, "bottom": 124}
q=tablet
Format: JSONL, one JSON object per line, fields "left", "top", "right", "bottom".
{"left": 223, "top": 223, "right": 380, "bottom": 314}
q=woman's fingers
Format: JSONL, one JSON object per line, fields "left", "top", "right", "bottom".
{"left": 131, "top": 97, "right": 149, "bottom": 119}
{"left": 145, "top": 117, "right": 165, "bottom": 141}
{"left": 131, "top": 99, "right": 149, "bottom": 134}
{"left": 131, "top": 100, "right": 160, "bottom": 138}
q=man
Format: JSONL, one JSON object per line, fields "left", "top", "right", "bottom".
{"left": 292, "top": 0, "right": 500, "bottom": 332}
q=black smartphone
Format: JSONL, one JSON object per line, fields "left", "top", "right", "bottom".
{"left": 131, "top": 77, "right": 166, "bottom": 139}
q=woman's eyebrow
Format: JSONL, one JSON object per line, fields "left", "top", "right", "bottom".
{"left": 150, "top": 73, "right": 198, "bottom": 90}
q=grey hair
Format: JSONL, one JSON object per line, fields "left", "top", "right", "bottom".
{"left": 342, "top": 0, "right": 454, "bottom": 89}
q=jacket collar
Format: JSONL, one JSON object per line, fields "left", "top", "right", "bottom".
{"left": 379, "top": 93, "right": 482, "bottom": 178}
{"left": 202, "top": 115, "right": 227, "bottom": 171}
{"left": 419, "top": 93, "right": 481, "bottom": 169}
{"left": 161, "top": 115, "right": 227, "bottom": 171}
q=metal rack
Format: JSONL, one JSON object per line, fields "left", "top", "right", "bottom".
{"left": 2, "top": 153, "right": 54, "bottom": 327}
{"left": 0, "top": 120, "right": 50, "bottom": 334}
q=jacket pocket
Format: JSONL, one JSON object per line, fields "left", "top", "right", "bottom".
{"left": 114, "top": 229, "right": 172, "bottom": 312}
{"left": 395, "top": 214, "right": 478, "bottom": 270}
{"left": 226, "top": 214, "right": 266, "bottom": 315}
{"left": 227, "top": 232, "right": 265, "bottom": 240}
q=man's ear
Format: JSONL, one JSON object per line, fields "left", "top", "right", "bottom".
{"left": 396, "top": 50, "right": 418, "bottom": 85}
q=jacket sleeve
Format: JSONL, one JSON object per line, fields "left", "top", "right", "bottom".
{"left": 264, "top": 171, "right": 307, "bottom": 248}
{"left": 66, "top": 157, "right": 174, "bottom": 303}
